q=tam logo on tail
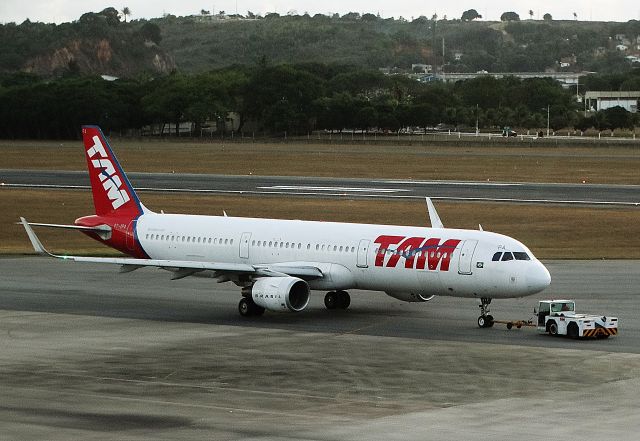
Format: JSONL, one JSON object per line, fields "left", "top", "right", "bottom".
{"left": 86, "top": 134, "right": 130, "bottom": 210}
{"left": 82, "top": 125, "right": 142, "bottom": 218}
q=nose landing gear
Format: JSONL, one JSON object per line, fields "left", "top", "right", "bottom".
{"left": 478, "top": 297, "right": 494, "bottom": 328}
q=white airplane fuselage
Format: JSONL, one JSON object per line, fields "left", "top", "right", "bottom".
{"left": 135, "top": 212, "right": 550, "bottom": 300}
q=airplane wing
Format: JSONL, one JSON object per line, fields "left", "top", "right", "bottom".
{"left": 20, "top": 217, "right": 323, "bottom": 280}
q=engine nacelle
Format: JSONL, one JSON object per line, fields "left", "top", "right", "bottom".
{"left": 385, "top": 291, "right": 436, "bottom": 303}
{"left": 252, "top": 277, "right": 310, "bottom": 312}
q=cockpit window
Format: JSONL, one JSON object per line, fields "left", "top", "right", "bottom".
{"left": 501, "top": 252, "right": 514, "bottom": 261}
{"left": 492, "top": 252, "right": 502, "bottom": 261}
{"left": 513, "top": 252, "right": 531, "bottom": 261}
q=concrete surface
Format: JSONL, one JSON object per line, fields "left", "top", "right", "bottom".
{"left": 1, "top": 257, "right": 639, "bottom": 440}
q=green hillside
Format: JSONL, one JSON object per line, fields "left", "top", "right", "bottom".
{"left": 2, "top": 8, "right": 640, "bottom": 77}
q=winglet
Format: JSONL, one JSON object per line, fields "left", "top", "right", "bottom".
{"left": 425, "top": 198, "right": 444, "bottom": 228}
{"left": 20, "top": 217, "right": 52, "bottom": 256}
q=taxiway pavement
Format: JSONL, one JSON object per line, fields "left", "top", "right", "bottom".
{"left": 1, "top": 257, "right": 639, "bottom": 439}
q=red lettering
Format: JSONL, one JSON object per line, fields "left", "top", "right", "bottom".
{"left": 427, "top": 239, "right": 461, "bottom": 271}
{"left": 385, "top": 237, "right": 425, "bottom": 268}
{"left": 374, "top": 235, "right": 461, "bottom": 271}
{"left": 374, "top": 235, "right": 404, "bottom": 266}
{"left": 416, "top": 238, "right": 440, "bottom": 270}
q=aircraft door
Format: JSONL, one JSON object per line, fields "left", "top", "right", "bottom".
{"left": 458, "top": 239, "right": 478, "bottom": 275}
{"left": 357, "top": 239, "right": 370, "bottom": 268}
{"left": 239, "top": 232, "right": 251, "bottom": 259}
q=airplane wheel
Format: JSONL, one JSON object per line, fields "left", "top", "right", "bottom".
{"left": 239, "top": 298, "right": 264, "bottom": 317}
{"left": 239, "top": 298, "right": 252, "bottom": 317}
{"left": 337, "top": 291, "right": 351, "bottom": 310}
{"left": 478, "top": 316, "right": 487, "bottom": 328}
{"left": 324, "top": 291, "right": 338, "bottom": 310}
{"left": 486, "top": 315, "right": 494, "bottom": 327}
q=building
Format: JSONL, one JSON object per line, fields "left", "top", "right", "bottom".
{"left": 434, "top": 71, "right": 589, "bottom": 88}
{"left": 584, "top": 91, "right": 640, "bottom": 113}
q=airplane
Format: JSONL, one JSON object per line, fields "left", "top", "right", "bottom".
{"left": 21, "top": 125, "right": 551, "bottom": 327}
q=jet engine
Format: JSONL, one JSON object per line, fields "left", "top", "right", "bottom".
{"left": 251, "top": 277, "right": 310, "bottom": 312}
{"left": 385, "top": 291, "right": 436, "bottom": 303}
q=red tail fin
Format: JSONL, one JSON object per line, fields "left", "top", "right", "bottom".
{"left": 82, "top": 126, "right": 143, "bottom": 218}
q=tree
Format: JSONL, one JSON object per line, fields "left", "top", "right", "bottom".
{"left": 242, "top": 65, "right": 324, "bottom": 133}
{"left": 139, "top": 22, "right": 162, "bottom": 44}
{"left": 543, "top": 13, "right": 552, "bottom": 21}
{"left": 573, "top": 12, "right": 578, "bottom": 20}
{"left": 529, "top": 10, "right": 534, "bottom": 20}
{"left": 200, "top": 9, "right": 210, "bottom": 15}
{"left": 99, "top": 7, "right": 121, "bottom": 26}
{"left": 461, "top": 9, "right": 482, "bottom": 22}
{"left": 500, "top": 12, "right": 520, "bottom": 22}
{"left": 603, "top": 106, "right": 633, "bottom": 130}
{"left": 121, "top": 7, "right": 131, "bottom": 22}
{"left": 361, "top": 13, "right": 378, "bottom": 22}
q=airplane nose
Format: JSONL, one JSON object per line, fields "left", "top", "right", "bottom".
{"left": 526, "top": 262, "right": 551, "bottom": 293}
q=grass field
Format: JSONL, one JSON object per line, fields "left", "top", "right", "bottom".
{"left": 2, "top": 188, "right": 638, "bottom": 259}
{"left": 2, "top": 139, "right": 639, "bottom": 258}
{"left": 2, "top": 139, "right": 640, "bottom": 184}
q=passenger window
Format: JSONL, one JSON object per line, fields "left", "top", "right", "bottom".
{"left": 492, "top": 252, "right": 502, "bottom": 261}
{"left": 513, "top": 252, "right": 530, "bottom": 261}
{"left": 501, "top": 252, "right": 514, "bottom": 261}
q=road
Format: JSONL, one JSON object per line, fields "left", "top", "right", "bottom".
{"left": 0, "top": 257, "right": 639, "bottom": 439}
{"left": 2, "top": 169, "right": 639, "bottom": 206}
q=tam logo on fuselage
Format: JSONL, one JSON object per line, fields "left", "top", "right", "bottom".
{"left": 87, "top": 135, "right": 130, "bottom": 210}
{"left": 374, "top": 235, "right": 461, "bottom": 271}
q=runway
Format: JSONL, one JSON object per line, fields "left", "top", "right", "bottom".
{"left": 1, "top": 257, "right": 639, "bottom": 439}
{"left": 2, "top": 169, "right": 639, "bottom": 206}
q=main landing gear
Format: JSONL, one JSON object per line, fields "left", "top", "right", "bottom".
{"left": 477, "top": 297, "right": 494, "bottom": 328}
{"left": 324, "top": 290, "right": 351, "bottom": 310}
{"left": 238, "top": 296, "right": 265, "bottom": 317}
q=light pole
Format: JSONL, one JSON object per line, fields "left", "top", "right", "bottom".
{"left": 546, "top": 105, "right": 550, "bottom": 137}
{"left": 475, "top": 104, "right": 479, "bottom": 135}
